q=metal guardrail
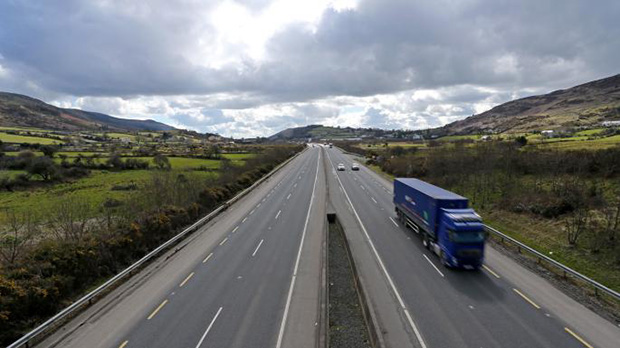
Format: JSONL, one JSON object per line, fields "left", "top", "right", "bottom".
{"left": 7, "top": 149, "right": 304, "bottom": 348}
{"left": 484, "top": 224, "right": 620, "bottom": 301}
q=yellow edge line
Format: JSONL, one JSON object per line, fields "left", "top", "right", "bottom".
{"left": 119, "top": 341, "right": 129, "bottom": 348}
{"left": 179, "top": 272, "right": 195, "bottom": 287}
{"left": 513, "top": 288, "right": 540, "bottom": 309}
{"left": 564, "top": 327, "right": 594, "bottom": 348}
{"left": 219, "top": 237, "right": 228, "bottom": 246}
{"left": 147, "top": 299, "right": 168, "bottom": 320}
{"left": 203, "top": 252, "right": 213, "bottom": 263}
{"left": 483, "top": 265, "right": 500, "bottom": 278}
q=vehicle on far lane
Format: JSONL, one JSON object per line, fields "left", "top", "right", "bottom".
{"left": 337, "top": 163, "right": 346, "bottom": 171}
{"left": 351, "top": 163, "right": 360, "bottom": 171}
{"left": 394, "top": 178, "right": 486, "bottom": 269}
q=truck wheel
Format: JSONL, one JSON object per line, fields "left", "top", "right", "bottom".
{"left": 422, "top": 236, "right": 429, "bottom": 249}
{"left": 440, "top": 250, "right": 451, "bottom": 268}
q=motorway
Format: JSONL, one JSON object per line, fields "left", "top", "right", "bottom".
{"left": 38, "top": 146, "right": 326, "bottom": 348}
{"left": 34, "top": 145, "right": 620, "bottom": 348}
{"left": 324, "top": 147, "right": 620, "bottom": 348}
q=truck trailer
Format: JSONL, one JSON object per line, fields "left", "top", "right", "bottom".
{"left": 393, "top": 178, "right": 486, "bottom": 269}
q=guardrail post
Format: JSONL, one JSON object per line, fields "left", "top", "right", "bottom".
{"left": 595, "top": 287, "right": 599, "bottom": 297}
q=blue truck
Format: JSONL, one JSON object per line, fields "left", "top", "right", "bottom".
{"left": 393, "top": 178, "right": 486, "bottom": 269}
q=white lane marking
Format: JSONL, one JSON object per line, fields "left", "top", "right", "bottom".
{"left": 275, "top": 210, "right": 282, "bottom": 219}
{"left": 202, "top": 253, "right": 213, "bottom": 263}
{"left": 360, "top": 185, "right": 365, "bottom": 190}
{"left": 257, "top": 203, "right": 261, "bottom": 208}
{"left": 232, "top": 226, "right": 239, "bottom": 233}
{"left": 276, "top": 150, "right": 321, "bottom": 348}
{"left": 252, "top": 239, "right": 264, "bottom": 257}
{"left": 242, "top": 217, "right": 247, "bottom": 223}
{"left": 325, "top": 151, "right": 428, "bottom": 348}
{"left": 287, "top": 193, "right": 292, "bottom": 200}
{"left": 194, "top": 307, "right": 223, "bottom": 348}
{"left": 219, "top": 237, "right": 228, "bottom": 246}
{"left": 262, "top": 198, "right": 266, "bottom": 202}
{"left": 371, "top": 197, "right": 378, "bottom": 204}
{"left": 389, "top": 217, "right": 399, "bottom": 226}
{"left": 293, "top": 183, "right": 297, "bottom": 188}
{"left": 249, "top": 209, "right": 255, "bottom": 215}
{"left": 423, "top": 254, "right": 445, "bottom": 278}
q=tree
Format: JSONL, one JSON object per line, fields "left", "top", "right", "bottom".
{"left": 153, "top": 154, "right": 171, "bottom": 170}
{"left": 515, "top": 136, "right": 528, "bottom": 147}
{"left": 40, "top": 145, "right": 58, "bottom": 158}
{"left": 0, "top": 210, "right": 38, "bottom": 265}
{"left": 26, "top": 156, "right": 57, "bottom": 181}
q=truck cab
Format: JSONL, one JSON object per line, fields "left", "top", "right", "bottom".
{"left": 436, "top": 209, "right": 485, "bottom": 268}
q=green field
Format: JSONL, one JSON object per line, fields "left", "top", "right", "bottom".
{"left": 221, "top": 153, "right": 256, "bottom": 160}
{"left": 436, "top": 135, "right": 480, "bottom": 142}
{"left": 535, "top": 134, "right": 620, "bottom": 150}
{"left": 0, "top": 132, "right": 64, "bottom": 144}
{"left": 0, "top": 170, "right": 217, "bottom": 220}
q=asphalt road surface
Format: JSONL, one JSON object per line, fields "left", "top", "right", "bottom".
{"left": 34, "top": 145, "right": 620, "bottom": 348}
{"left": 38, "top": 146, "right": 325, "bottom": 348}
{"left": 324, "top": 146, "right": 620, "bottom": 348}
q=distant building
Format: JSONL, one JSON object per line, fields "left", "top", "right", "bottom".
{"left": 602, "top": 120, "right": 620, "bottom": 127}
{"left": 541, "top": 130, "right": 555, "bottom": 137}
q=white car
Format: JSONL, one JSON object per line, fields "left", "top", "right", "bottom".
{"left": 351, "top": 163, "right": 360, "bottom": 171}
{"left": 337, "top": 163, "right": 346, "bottom": 171}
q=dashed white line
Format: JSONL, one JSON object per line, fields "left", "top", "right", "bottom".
{"left": 276, "top": 150, "right": 321, "bottom": 348}
{"left": 194, "top": 307, "right": 223, "bottom": 348}
{"left": 360, "top": 185, "right": 366, "bottom": 190}
{"left": 371, "top": 197, "right": 378, "bottom": 204}
{"left": 202, "top": 253, "right": 213, "bottom": 263}
{"left": 389, "top": 217, "right": 399, "bottom": 226}
{"left": 275, "top": 210, "right": 282, "bottom": 219}
{"left": 219, "top": 237, "right": 228, "bottom": 246}
{"left": 423, "top": 254, "right": 445, "bottom": 278}
{"left": 286, "top": 193, "right": 292, "bottom": 200}
{"left": 293, "top": 183, "right": 297, "bottom": 188}
{"left": 249, "top": 209, "right": 255, "bottom": 215}
{"left": 242, "top": 217, "right": 247, "bottom": 223}
{"left": 257, "top": 203, "right": 261, "bottom": 208}
{"left": 252, "top": 239, "right": 264, "bottom": 257}
{"left": 232, "top": 226, "right": 239, "bottom": 233}
{"left": 325, "top": 151, "right": 427, "bottom": 348}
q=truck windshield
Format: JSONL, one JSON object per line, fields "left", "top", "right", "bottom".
{"left": 448, "top": 229, "right": 485, "bottom": 243}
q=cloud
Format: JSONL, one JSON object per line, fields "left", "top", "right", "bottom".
{"left": 0, "top": 0, "right": 618, "bottom": 137}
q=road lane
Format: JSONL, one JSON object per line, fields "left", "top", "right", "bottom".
{"left": 37, "top": 147, "right": 324, "bottom": 348}
{"left": 326, "top": 147, "right": 586, "bottom": 348}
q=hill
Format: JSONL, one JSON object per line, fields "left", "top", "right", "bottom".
{"left": 441, "top": 74, "right": 620, "bottom": 134}
{"left": 0, "top": 92, "right": 176, "bottom": 131}
{"left": 269, "top": 124, "right": 420, "bottom": 141}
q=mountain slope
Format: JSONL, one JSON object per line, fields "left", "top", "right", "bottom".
{"left": 442, "top": 74, "right": 620, "bottom": 134}
{"left": 0, "top": 92, "right": 175, "bottom": 131}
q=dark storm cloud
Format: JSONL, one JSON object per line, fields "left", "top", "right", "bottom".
{"left": 0, "top": 0, "right": 618, "bottom": 135}
{"left": 2, "top": 0, "right": 618, "bottom": 101}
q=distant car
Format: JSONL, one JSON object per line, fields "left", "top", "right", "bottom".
{"left": 337, "top": 163, "right": 346, "bottom": 171}
{"left": 351, "top": 163, "right": 360, "bottom": 171}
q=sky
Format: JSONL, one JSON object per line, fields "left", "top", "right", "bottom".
{"left": 0, "top": 0, "right": 618, "bottom": 138}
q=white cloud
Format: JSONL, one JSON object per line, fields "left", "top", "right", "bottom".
{"left": 0, "top": 0, "right": 617, "bottom": 137}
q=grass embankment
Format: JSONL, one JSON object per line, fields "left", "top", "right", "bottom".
{"left": 482, "top": 210, "right": 620, "bottom": 292}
